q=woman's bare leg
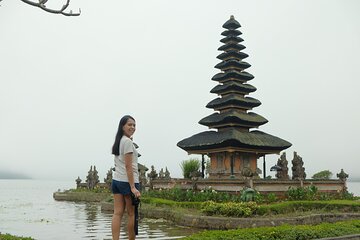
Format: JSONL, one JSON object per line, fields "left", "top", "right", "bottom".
{"left": 112, "top": 194, "right": 125, "bottom": 240}
{"left": 124, "top": 195, "right": 135, "bottom": 240}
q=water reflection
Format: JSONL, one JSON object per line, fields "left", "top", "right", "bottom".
{"left": 85, "top": 203, "right": 98, "bottom": 221}
{"left": 135, "top": 218, "right": 199, "bottom": 240}
{"left": 73, "top": 202, "right": 198, "bottom": 239}
{"left": 0, "top": 180, "right": 198, "bottom": 240}
{"left": 105, "top": 218, "right": 197, "bottom": 240}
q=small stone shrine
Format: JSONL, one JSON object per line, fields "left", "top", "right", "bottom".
{"left": 337, "top": 169, "right": 349, "bottom": 182}
{"left": 177, "top": 16, "right": 292, "bottom": 179}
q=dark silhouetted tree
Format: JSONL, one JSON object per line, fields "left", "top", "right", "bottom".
{"left": 0, "top": 0, "right": 80, "bottom": 16}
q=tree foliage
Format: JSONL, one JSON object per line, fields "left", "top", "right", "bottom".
{"left": 312, "top": 170, "right": 333, "bottom": 180}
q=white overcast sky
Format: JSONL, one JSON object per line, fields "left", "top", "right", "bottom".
{"left": 0, "top": 0, "right": 359, "bottom": 180}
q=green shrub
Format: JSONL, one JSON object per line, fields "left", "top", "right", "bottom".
{"left": 181, "top": 219, "right": 360, "bottom": 240}
{"left": 180, "top": 159, "right": 200, "bottom": 179}
{"left": 200, "top": 200, "right": 360, "bottom": 217}
{"left": 143, "top": 187, "right": 243, "bottom": 203}
{"left": 252, "top": 191, "right": 264, "bottom": 203}
{"left": 142, "top": 195, "right": 360, "bottom": 218}
{"left": 0, "top": 234, "right": 33, "bottom": 240}
{"left": 141, "top": 197, "right": 202, "bottom": 209}
{"left": 340, "top": 190, "right": 356, "bottom": 200}
{"left": 144, "top": 185, "right": 355, "bottom": 207}
{"left": 257, "top": 200, "right": 360, "bottom": 216}
{"left": 286, "top": 186, "right": 357, "bottom": 201}
{"left": 201, "top": 201, "right": 259, "bottom": 217}
{"left": 286, "top": 186, "right": 318, "bottom": 200}
{"left": 266, "top": 193, "right": 278, "bottom": 203}
{"left": 67, "top": 186, "right": 110, "bottom": 194}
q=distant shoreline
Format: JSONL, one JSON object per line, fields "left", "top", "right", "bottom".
{"left": 0, "top": 176, "right": 359, "bottom": 183}
{"left": 348, "top": 179, "right": 360, "bottom": 182}
{"left": 0, "top": 171, "right": 32, "bottom": 180}
{"left": 0, "top": 177, "right": 32, "bottom": 180}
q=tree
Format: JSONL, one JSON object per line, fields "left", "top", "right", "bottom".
{"left": 312, "top": 170, "right": 333, "bottom": 180}
{"left": 180, "top": 158, "right": 200, "bottom": 179}
{"left": 0, "top": 0, "right": 80, "bottom": 16}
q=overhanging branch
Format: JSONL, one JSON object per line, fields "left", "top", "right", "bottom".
{"left": 19, "top": 0, "right": 80, "bottom": 16}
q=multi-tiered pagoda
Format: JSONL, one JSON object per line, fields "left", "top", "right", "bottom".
{"left": 177, "top": 16, "right": 291, "bottom": 179}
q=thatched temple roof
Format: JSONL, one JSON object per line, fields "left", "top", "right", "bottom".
{"left": 177, "top": 15, "right": 291, "bottom": 155}
{"left": 178, "top": 129, "right": 292, "bottom": 154}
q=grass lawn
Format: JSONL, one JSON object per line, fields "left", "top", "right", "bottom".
{"left": 181, "top": 220, "right": 360, "bottom": 240}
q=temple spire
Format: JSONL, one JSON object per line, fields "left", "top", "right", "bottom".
{"left": 177, "top": 16, "right": 291, "bottom": 179}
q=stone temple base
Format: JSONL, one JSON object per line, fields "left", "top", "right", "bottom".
{"left": 150, "top": 178, "right": 346, "bottom": 196}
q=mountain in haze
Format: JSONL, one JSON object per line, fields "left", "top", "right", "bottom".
{"left": 0, "top": 170, "right": 32, "bottom": 179}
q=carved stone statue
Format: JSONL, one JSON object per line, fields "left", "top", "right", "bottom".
{"left": 147, "top": 165, "right": 158, "bottom": 180}
{"left": 147, "top": 165, "right": 158, "bottom": 190}
{"left": 276, "top": 152, "right": 290, "bottom": 180}
{"left": 190, "top": 170, "right": 201, "bottom": 178}
{"left": 159, "top": 168, "right": 165, "bottom": 179}
{"left": 337, "top": 169, "right": 349, "bottom": 182}
{"left": 164, "top": 167, "right": 171, "bottom": 179}
{"left": 86, "top": 166, "right": 94, "bottom": 189}
{"left": 241, "top": 167, "right": 254, "bottom": 178}
{"left": 137, "top": 163, "right": 148, "bottom": 191}
{"left": 86, "top": 165, "right": 100, "bottom": 190}
{"left": 190, "top": 171, "right": 201, "bottom": 191}
{"left": 291, "top": 152, "right": 306, "bottom": 180}
{"left": 93, "top": 166, "right": 100, "bottom": 187}
{"left": 139, "top": 172, "right": 147, "bottom": 191}
{"left": 104, "top": 168, "right": 113, "bottom": 190}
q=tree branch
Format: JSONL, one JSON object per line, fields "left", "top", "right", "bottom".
{"left": 19, "top": 0, "right": 80, "bottom": 16}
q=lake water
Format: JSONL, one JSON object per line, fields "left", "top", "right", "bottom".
{"left": 347, "top": 181, "right": 360, "bottom": 197}
{"left": 0, "top": 180, "right": 359, "bottom": 240}
{"left": 0, "top": 180, "right": 198, "bottom": 240}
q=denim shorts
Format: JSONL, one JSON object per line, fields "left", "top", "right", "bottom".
{"left": 111, "top": 180, "right": 140, "bottom": 195}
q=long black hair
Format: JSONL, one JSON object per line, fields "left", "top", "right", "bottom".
{"left": 111, "top": 115, "right": 135, "bottom": 156}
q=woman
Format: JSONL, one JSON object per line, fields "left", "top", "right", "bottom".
{"left": 111, "top": 115, "right": 141, "bottom": 240}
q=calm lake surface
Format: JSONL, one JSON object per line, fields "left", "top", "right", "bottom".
{"left": 0, "top": 180, "right": 359, "bottom": 240}
{"left": 347, "top": 181, "right": 360, "bottom": 197}
{"left": 0, "top": 180, "right": 198, "bottom": 240}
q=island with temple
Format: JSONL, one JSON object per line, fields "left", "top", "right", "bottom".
{"left": 54, "top": 16, "right": 360, "bottom": 240}
{"left": 149, "top": 16, "right": 347, "bottom": 196}
{"left": 177, "top": 15, "right": 292, "bottom": 180}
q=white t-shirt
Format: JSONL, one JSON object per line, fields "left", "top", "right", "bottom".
{"left": 113, "top": 135, "right": 139, "bottom": 183}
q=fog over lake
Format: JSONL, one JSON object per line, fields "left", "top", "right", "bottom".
{"left": 1, "top": 0, "right": 359, "bottom": 181}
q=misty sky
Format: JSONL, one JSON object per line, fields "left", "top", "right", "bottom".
{"left": 0, "top": 0, "right": 359, "bottom": 181}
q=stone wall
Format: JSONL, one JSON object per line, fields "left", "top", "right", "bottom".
{"left": 151, "top": 178, "right": 346, "bottom": 196}
{"left": 77, "top": 182, "right": 108, "bottom": 189}
{"left": 53, "top": 191, "right": 110, "bottom": 202}
{"left": 101, "top": 202, "right": 360, "bottom": 231}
